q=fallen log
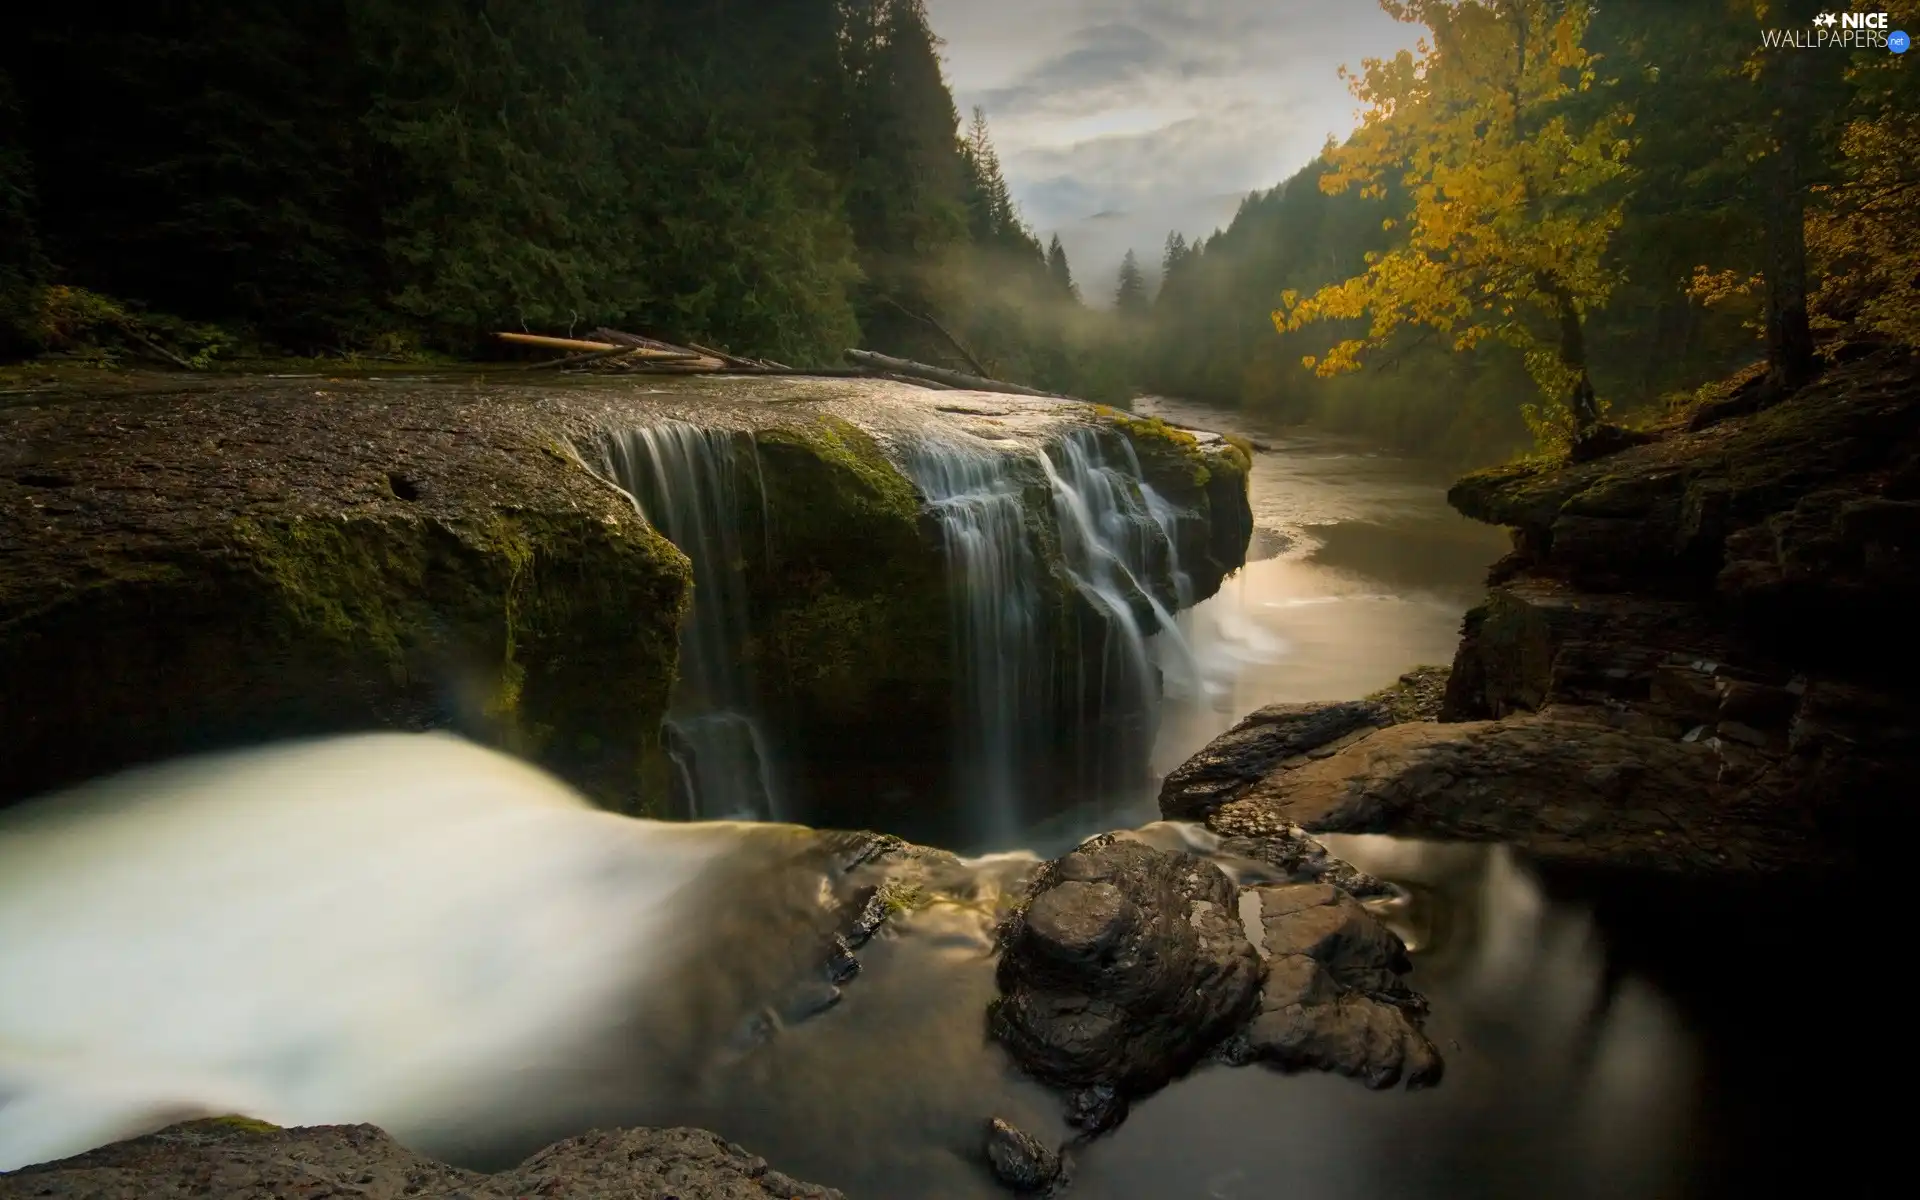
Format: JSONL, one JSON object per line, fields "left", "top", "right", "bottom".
{"left": 496, "top": 332, "right": 622, "bottom": 353}
{"left": 521, "top": 345, "right": 645, "bottom": 371}
{"left": 843, "top": 350, "right": 1064, "bottom": 399}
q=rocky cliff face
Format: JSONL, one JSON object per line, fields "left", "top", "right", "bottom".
{"left": 0, "top": 373, "right": 1251, "bottom": 813}
{"left": 1160, "top": 346, "right": 1918, "bottom": 880}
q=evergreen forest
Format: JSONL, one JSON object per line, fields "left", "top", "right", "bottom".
{"left": 3, "top": 0, "right": 1916, "bottom": 461}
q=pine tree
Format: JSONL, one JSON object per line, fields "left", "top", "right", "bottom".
{"left": 1047, "top": 234, "right": 1077, "bottom": 300}
{"left": 1114, "top": 250, "right": 1149, "bottom": 316}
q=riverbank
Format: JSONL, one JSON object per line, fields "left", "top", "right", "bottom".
{"left": 1158, "top": 346, "right": 1918, "bottom": 880}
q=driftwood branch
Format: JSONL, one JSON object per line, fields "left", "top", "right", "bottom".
{"left": 123, "top": 328, "right": 196, "bottom": 370}
{"left": 879, "top": 297, "right": 991, "bottom": 377}
{"left": 844, "top": 349, "right": 1063, "bottom": 399}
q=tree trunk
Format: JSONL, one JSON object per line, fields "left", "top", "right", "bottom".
{"left": 1763, "top": 37, "right": 1817, "bottom": 389}
{"left": 1541, "top": 274, "right": 1599, "bottom": 434}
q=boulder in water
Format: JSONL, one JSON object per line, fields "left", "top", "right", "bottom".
{"left": 1243, "top": 883, "right": 1441, "bottom": 1089}
{"left": 982, "top": 1117, "right": 1063, "bottom": 1194}
{"left": 989, "top": 835, "right": 1262, "bottom": 1100}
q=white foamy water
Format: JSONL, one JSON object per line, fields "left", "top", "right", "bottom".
{"left": 0, "top": 733, "right": 762, "bottom": 1171}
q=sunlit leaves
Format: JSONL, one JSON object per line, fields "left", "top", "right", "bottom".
{"left": 1275, "top": 0, "right": 1634, "bottom": 432}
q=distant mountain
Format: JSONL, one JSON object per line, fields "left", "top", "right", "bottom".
{"left": 1043, "top": 192, "right": 1249, "bottom": 307}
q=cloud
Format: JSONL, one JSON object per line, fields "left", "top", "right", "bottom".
{"left": 927, "top": 0, "right": 1421, "bottom": 229}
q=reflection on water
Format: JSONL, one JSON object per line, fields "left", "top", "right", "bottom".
{"left": 0, "top": 735, "right": 1861, "bottom": 1195}
{"left": 1073, "top": 837, "right": 1700, "bottom": 1200}
{"left": 1129, "top": 400, "right": 1509, "bottom": 828}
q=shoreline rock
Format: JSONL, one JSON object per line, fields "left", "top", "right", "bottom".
{"left": 0, "top": 1119, "right": 844, "bottom": 1200}
{"left": 1164, "top": 349, "right": 1917, "bottom": 880}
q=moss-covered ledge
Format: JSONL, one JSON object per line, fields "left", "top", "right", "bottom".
{"left": 1093, "top": 407, "right": 1255, "bottom": 602}
{"left": 0, "top": 376, "right": 691, "bottom": 810}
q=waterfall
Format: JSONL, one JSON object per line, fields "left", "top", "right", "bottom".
{"left": 898, "top": 443, "right": 1049, "bottom": 848}
{"left": 596, "top": 424, "right": 782, "bottom": 821}
{"left": 900, "top": 425, "right": 1197, "bottom": 844}
{"left": 1040, "top": 428, "right": 1198, "bottom": 801}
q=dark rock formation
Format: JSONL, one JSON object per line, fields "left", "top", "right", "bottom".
{"left": 989, "top": 830, "right": 1435, "bottom": 1145}
{"left": 1159, "top": 700, "right": 1389, "bottom": 820}
{"left": 1349, "top": 349, "right": 1920, "bottom": 878}
{"left": 0, "top": 1119, "right": 842, "bottom": 1200}
{"left": 982, "top": 1118, "right": 1062, "bottom": 1194}
{"left": 0, "top": 375, "right": 1253, "bottom": 815}
{"left": 990, "top": 835, "right": 1262, "bottom": 1101}
{"left": 1210, "top": 706, "right": 1839, "bottom": 876}
{"left": 1245, "top": 883, "right": 1442, "bottom": 1090}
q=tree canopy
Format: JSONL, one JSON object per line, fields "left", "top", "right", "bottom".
{"left": 1274, "top": 0, "right": 1634, "bottom": 441}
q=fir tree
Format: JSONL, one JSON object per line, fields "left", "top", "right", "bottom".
{"left": 1047, "top": 234, "right": 1077, "bottom": 300}
{"left": 1114, "top": 250, "right": 1149, "bottom": 316}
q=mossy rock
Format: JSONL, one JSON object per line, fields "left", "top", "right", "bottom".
{"left": 0, "top": 377, "right": 691, "bottom": 810}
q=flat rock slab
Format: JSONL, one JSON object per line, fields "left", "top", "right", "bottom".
{"left": 1245, "top": 883, "right": 1440, "bottom": 1090}
{"left": 1158, "top": 700, "right": 1389, "bottom": 819}
{"left": 991, "top": 835, "right": 1261, "bottom": 1100}
{"left": 1210, "top": 709, "right": 1837, "bottom": 876}
{"left": 0, "top": 1120, "right": 843, "bottom": 1200}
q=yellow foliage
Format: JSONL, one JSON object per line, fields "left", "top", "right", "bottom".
{"left": 1274, "top": 0, "right": 1634, "bottom": 437}
{"left": 1807, "top": 98, "right": 1920, "bottom": 345}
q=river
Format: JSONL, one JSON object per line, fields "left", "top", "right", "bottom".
{"left": 0, "top": 406, "right": 1863, "bottom": 1196}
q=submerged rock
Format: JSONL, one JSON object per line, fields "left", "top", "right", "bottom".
{"left": 990, "top": 835, "right": 1262, "bottom": 1098}
{"left": 0, "top": 1119, "right": 843, "bottom": 1200}
{"left": 982, "top": 1118, "right": 1063, "bottom": 1194}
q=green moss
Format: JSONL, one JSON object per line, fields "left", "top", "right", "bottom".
{"left": 1093, "top": 405, "right": 1212, "bottom": 489}
{"left": 195, "top": 1115, "right": 282, "bottom": 1134}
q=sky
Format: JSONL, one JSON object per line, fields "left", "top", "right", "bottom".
{"left": 923, "top": 0, "right": 1425, "bottom": 297}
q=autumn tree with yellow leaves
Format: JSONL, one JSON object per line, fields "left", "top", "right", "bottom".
{"left": 1275, "top": 0, "right": 1635, "bottom": 447}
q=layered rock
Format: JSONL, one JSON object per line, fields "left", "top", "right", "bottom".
{"left": 0, "top": 374, "right": 1251, "bottom": 812}
{"left": 1173, "top": 347, "right": 1918, "bottom": 879}
{"left": 0, "top": 1119, "right": 842, "bottom": 1200}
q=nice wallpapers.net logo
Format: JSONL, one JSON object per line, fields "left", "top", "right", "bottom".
{"left": 1761, "top": 11, "right": 1911, "bottom": 50}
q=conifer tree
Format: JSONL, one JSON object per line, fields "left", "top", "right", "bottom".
{"left": 1114, "top": 250, "right": 1150, "bottom": 315}
{"left": 1047, "top": 234, "right": 1077, "bottom": 300}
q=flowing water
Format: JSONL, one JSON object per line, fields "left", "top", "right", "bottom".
{"left": 0, "top": 408, "right": 1867, "bottom": 1193}
{"left": 595, "top": 424, "right": 784, "bottom": 821}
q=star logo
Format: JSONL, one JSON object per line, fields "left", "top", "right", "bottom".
{"left": 1814, "top": 11, "right": 1838, "bottom": 25}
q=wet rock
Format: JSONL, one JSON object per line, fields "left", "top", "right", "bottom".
{"left": 1159, "top": 700, "right": 1390, "bottom": 819}
{"left": 983, "top": 1118, "right": 1062, "bottom": 1194}
{"left": 1210, "top": 708, "right": 1848, "bottom": 877}
{"left": 1365, "top": 665, "right": 1452, "bottom": 723}
{"left": 1243, "top": 884, "right": 1440, "bottom": 1089}
{"left": 991, "top": 835, "right": 1262, "bottom": 1097}
{"left": 1063, "top": 1084, "right": 1129, "bottom": 1135}
{"left": 1209, "top": 825, "right": 1394, "bottom": 898}
{"left": 0, "top": 1119, "right": 844, "bottom": 1199}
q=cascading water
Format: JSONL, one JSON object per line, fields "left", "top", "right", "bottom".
{"left": 900, "top": 425, "right": 1198, "bottom": 845}
{"left": 898, "top": 443, "right": 1050, "bottom": 848}
{"left": 595, "top": 424, "right": 782, "bottom": 821}
{"left": 1041, "top": 428, "right": 1198, "bottom": 802}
